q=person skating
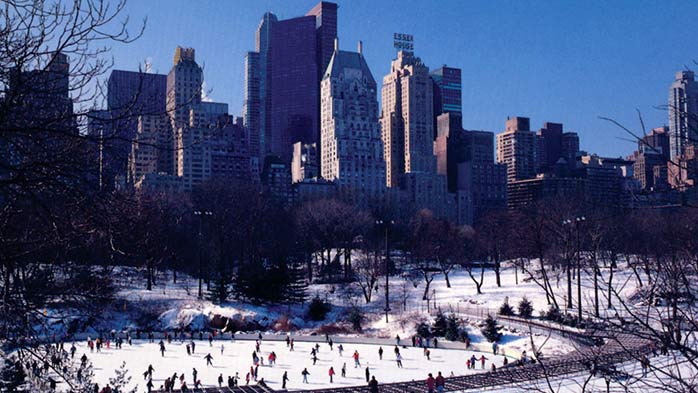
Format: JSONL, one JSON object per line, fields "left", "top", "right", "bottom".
{"left": 282, "top": 371, "right": 289, "bottom": 389}
{"left": 158, "top": 340, "right": 165, "bottom": 357}
{"left": 396, "top": 334, "right": 401, "bottom": 346}
{"left": 205, "top": 353, "right": 213, "bottom": 366}
{"left": 433, "top": 338, "right": 438, "bottom": 348}
{"left": 341, "top": 362, "right": 347, "bottom": 377}
{"left": 365, "top": 365, "right": 370, "bottom": 382}
{"left": 186, "top": 343, "right": 190, "bottom": 356}
{"left": 70, "top": 344, "right": 76, "bottom": 358}
{"left": 218, "top": 373, "right": 223, "bottom": 387}
{"left": 285, "top": 335, "right": 290, "bottom": 347}
{"left": 328, "top": 338, "right": 333, "bottom": 350}
{"left": 338, "top": 344, "right": 344, "bottom": 356}
{"left": 302, "top": 368, "right": 310, "bottom": 384}
{"left": 329, "top": 366, "right": 335, "bottom": 383}
{"left": 435, "top": 371, "right": 445, "bottom": 393}
{"left": 192, "top": 368, "right": 197, "bottom": 385}
{"left": 220, "top": 343, "right": 224, "bottom": 355}
{"left": 190, "top": 340, "right": 196, "bottom": 354}
{"left": 394, "top": 345, "right": 400, "bottom": 356}
{"left": 426, "top": 373, "right": 435, "bottom": 393}
{"left": 353, "top": 350, "right": 360, "bottom": 367}
{"left": 378, "top": 346, "right": 383, "bottom": 360}
{"left": 479, "top": 355, "right": 488, "bottom": 369}
{"left": 146, "top": 378, "right": 154, "bottom": 393}
{"left": 396, "top": 352, "right": 403, "bottom": 368}
{"left": 312, "top": 353, "right": 318, "bottom": 365}
{"left": 426, "top": 349, "right": 431, "bottom": 360}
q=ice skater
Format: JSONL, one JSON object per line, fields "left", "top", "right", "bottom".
{"left": 205, "top": 353, "right": 213, "bottom": 366}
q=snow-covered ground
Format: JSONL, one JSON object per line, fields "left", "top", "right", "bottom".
{"left": 67, "top": 338, "right": 503, "bottom": 392}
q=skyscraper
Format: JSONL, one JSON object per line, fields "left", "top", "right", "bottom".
{"left": 244, "top": 2, "right": 337, "bottom": 166}
{"left": 167, "top": 46, "right": 203, "bottom": 176}
{"left": 106, "top": 70, "right": 166, "bottom": 187}
{"left": 668, "top": 70, "right": 698, "bottom": 161}
{"left": 320, "top": 40, "right": 386, "bottom": 201}
{"left": 431, "top": 65, "right": 462, "bottom": 139}
{"left": 381, "top": 50, "right": 436, "bottom": 187}
{"left": 496, "top": 116, "right": 538, "bottom": 183}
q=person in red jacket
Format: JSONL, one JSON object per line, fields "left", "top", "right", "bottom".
{"left": 329, "top": 366, "right": 336, "bottom": 383}
{"left": 426, "top": 373, "right": 435, "bottom": 393}
{"left": 435, "top": 371, "right": 445, "bottom": 393}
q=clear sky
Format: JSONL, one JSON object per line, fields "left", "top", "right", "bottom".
{"left": 108, "top": 0, "right": 698, "bottom": 158}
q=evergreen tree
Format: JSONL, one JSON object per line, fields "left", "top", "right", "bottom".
{"left": 208, "top": 272, "right": 233, "bottom": 304}
{"left": 481, "top": 314, "right": 502, "bottom": 343}
{"left": 444, "top": 314, "right": 460, "bottom": 341}
{"left": 518, "top": 297, "right": 534, "bottom": 319}
{"left": 432, "top": 310, "right": 448, "bottom": 336}
{"left": 498, "top": 297, "right": 515, "bottom": 316}
{"left": 416, "top": 321, "right": 431, "bottom": 338}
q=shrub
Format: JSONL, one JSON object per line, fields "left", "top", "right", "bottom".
{"left": 541, "top": 305, "right": 562, "bottom": 322}
{"left": 432, "top": 310, "right": 448, "bottom": 336}
{"left": 416, "top": 321, "right": 431, "bottom": 338}
{"left": 518, "top": 297, "right": 534, "bottom": 319}
{"left": 444, "top": 314, "right": 461, "bottom": 341}
{"left": 498, "top": 297, "right": 515, "bottom": 316}
{"left": 347, "top": 306, "right": 365, "bottom": 332}
{"left": 307, "top": 296, "right": 331, "bottom": 321}
{"left": 481, "top": 314, "right": 502, "bottom": 343}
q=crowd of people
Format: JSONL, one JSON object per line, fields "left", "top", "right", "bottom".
{"left": 17, "top": 329, "right": 530, "bottom": 392}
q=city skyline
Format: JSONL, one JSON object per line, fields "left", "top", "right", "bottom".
{"left": 106, "top": 0, "right": 698, "bottom": 159}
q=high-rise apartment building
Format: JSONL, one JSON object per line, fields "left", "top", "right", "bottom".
{"left": 496, "top": 116, "right": 538, "bottom": 183}
{"left": 431, "top": 66, "right": 462, "bottom": 139}
{"left": 669, "top": 71, "right": 698, "bottom": 161}
{"left": 106, "top": 70, "right": 167, "bottom": 188}
{"left": 167, "top": 47, "right": 203, "bottom": 176}
{"left": 320, "top": 40, "right": 386, "bottom": 202}
{"left": 381, "top": 51, "right": 436, "bottom": 187}
{"left": 435, "top": 113, "right": 506, "bottom": 223}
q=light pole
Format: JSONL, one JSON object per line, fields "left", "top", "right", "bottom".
{"left": 575, "top": 216, "right": 585, "bottom": 321}
{"left": 562, "top": 219, "right": 573, "bottom": 309}
{"left": 194, "top": 210, "right": 213, "bottom": 299}
{"left": 376, "top": 219, "right": 394, "bottom": 323}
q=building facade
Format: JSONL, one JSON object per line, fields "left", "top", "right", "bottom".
{"left": 496, "top": 116, "right": 538, "bottom": 183}
{"left": 669, "top": 71, "right": 698, "bottom": 161}
{"left": 431, "top": 65, "right": 462, "bottom": 139}
{"left": 320, "top": 40, "right": 386, "bottom": 204}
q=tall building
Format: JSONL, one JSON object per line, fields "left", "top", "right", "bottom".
{"left": 320, "top": 40, "right": 386, "bottom": 202}
{"left": 244, "top": 3, "right": 337, "bottom": 166}
{"left": 431, "top": 65, "right": 462, "bottom": 139}
{"left": 668, "top": 71, "right": 698, "bottom": 161}
{"left": 381, "top": 50, "right": 436, "bottom": 187}
{"left": 106, "top": 70, "right": 167, "bottom": 188}
{"left": 167, "top": 47, "right": 203, "bottom": 176}
{"left": 633, "top": 126, "right": 670, "bottom": 191}
{"left": 243, "top": 51, "right": 261, "bottom": 172}
{"left": 435, "top": 113, "right": 506, "bottom": 223}
{"left": 496, "top": 116, "right": 538, "bottom": 183}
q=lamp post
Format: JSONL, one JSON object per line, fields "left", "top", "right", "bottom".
{"left": 562, "top": 216, "right": 585, "bottom": 319}
{"left": 562, "top": 219, "right": 573, "bottom": 309}
{"left": 194, "top": 210, "right": 213, "bottom": 299}
{"left": 376, "top": 219, "right": 394, "bottom": 323}
{"left": 575, "top": 216, "right": 585, "bottom": 320}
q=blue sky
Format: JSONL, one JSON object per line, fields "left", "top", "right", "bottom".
{"left": 109, "top": 0, "right": 698, "bottom": 157}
